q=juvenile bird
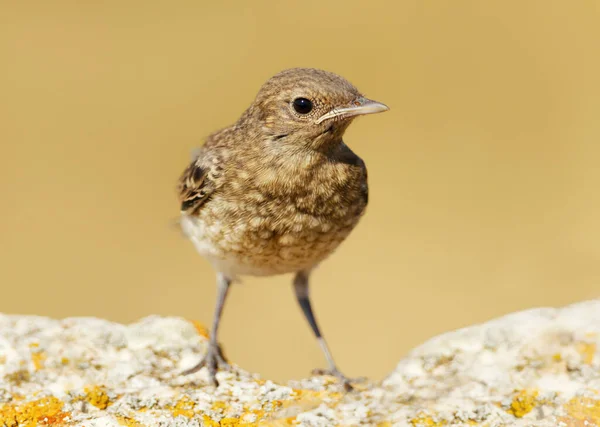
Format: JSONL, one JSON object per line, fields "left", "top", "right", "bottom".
{"left": 177, "top": 68, "right": 388, "bottom": 388}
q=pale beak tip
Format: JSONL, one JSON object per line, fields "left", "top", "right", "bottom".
{"left": 359, "top": 99, "right": 390, "bottom": 115}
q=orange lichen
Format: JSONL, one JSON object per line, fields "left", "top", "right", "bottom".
{"left": 507, "top": 389, "right": 539, "bottom": 418}
{"left": 248, "top": 408, "right": 265, "bottom": 420}
{"left": 559, "top": 397, "right": 600, "bottom": 426}
{"left": 28, "top": 343, "right": 46, "bottom": 371}
{"left": 410, "top": 413, "right": 445, "bottom": 426}
{"left": 201, "top": 414, "right": 297, "bottom": 427}
{"left": 220, "top": 417, "right": 243, "bottom": 426}
{"left": 248, "top": 388, "right": 338, "bottom": 422}
{"left": 201, "top": 400, "right": 301, "bottom": 426}
{"left": 202, "top": 415, "right": 220, "bottom": 426}
{"left": 190, "top": 320, "right": 210, "bottom": 339}
{"left": 212, "top": 400, "right": 229, "bottom": 412}
{"left": 292, "top": 389, "right": 341, "bottom": 401}
{"left": 0, "top": 396, "right": 69, "bottom": 427}
{"left": 269, "top": 400, "right": 283, "bottom": 411}
{"left": 116, "top": 415, "right": 144, "bottom": 427}
{"left": 169, "top": 396, "right": 196, "bottom": 418}
{"left": 83, "top": 385, "right": 112, "bottom": 410}
{"left": 31, "top": 352, "right": 46, "bottom": 371}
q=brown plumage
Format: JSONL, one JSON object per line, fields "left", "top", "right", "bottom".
{"left": 177, "top": 67, "right": 388, "bottom": 389}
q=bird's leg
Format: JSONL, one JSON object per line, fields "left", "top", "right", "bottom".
{"left": 293, "top": 270, "right": 359, "bottom": 390}
{"left": 182, "top": 273, "right": 231, "bottom": 385}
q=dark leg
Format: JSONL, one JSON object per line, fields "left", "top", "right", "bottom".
{"left": 293, "top": 270, "right": 356, "bottom": 390}
{"left": 182, "top": 273, "right": 231, "bottom": 385}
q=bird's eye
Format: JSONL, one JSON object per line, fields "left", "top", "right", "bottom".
{"left": 292, "top": 98, "right": 313, "bottom": 114}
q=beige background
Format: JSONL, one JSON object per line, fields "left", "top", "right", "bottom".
{"left": 1, "top": 1, "right": 599, "bottom": 382}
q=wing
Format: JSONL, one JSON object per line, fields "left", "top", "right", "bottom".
{"left": 177, "top": 155, "right": 214, "bottom": 214}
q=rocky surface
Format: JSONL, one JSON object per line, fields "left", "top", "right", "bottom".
{"left": 1, "top": 300, "right": 600, "bottom": 426}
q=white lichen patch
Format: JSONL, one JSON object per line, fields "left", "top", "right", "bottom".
{"left": 1, "top": 300, "right": 600, "bottom": 426}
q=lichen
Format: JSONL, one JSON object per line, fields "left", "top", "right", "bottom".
{"left": 4, "top": 369, "right": 31, "bottom": 386}
{"left": 202, "top": 415, "right": 220, "bottom": 426}
{"left": 219, "top": 417, "right": 243, "bottom": 426}
{"left": 561, "top": 397, "right": 600, "bottom": 425}
{"left": 116, "top": 415, "right": 144, "bottom": 427}
{"left": 507, "top": 389, "right": 539, "bottom": 418}
{"left": 291, "top": 388, "right": 341, "bottom": 402}
{"left": 190, "top": 320, "right": 210, "bottom": 339}
{"left": 212, "top": 400, "right": 229, "bottom": 412}
{"left": 31, "top": 352, "right": 46, "bottom": 371}
{"left": 257, "top": 409, "right": 298, "bottom": 426}
{"left": 410, "top": 413, "right": 445, "bottom": 426}
{"left": 1, "top": 301, "right": 599, "bottom": 426}
{"left": 83, "top": 385, "right": 112, "bottom": 410}
{"left": 0, "top": 397, "right": 69, "bottom": 427}
{"left": 169, "top": 396, "right": 196, "bottom": 418}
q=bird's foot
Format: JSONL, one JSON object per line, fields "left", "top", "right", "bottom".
{"left": 182, "top": 342, "right": 230, "bottom": 386}
{"left": 311, "top": 368, "right": 366, "bottom": 391}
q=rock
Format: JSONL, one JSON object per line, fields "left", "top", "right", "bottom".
{"left": 1, "top": 300, "right": 599, "bottom": 426}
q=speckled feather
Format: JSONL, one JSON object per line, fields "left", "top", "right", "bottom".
{"left": 177, "top": 68, "right": 371, "bottom": 278}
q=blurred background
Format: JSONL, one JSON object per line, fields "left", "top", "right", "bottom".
{"left": 1, "top": 1, "right": 599, "bottom": 382}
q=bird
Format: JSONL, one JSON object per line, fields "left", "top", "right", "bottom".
{"left": 177, "top": 67, "right": 388, "bottom": 389}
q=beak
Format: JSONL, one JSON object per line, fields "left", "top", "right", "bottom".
{"left": 315, "top": 97, "right": 389, "bottom": 124}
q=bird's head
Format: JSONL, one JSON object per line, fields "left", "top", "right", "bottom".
{"left": 247, "top": 68, "right": 388, "bottom": 150}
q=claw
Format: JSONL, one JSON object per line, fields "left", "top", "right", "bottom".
{"left": 311, "top": 368, "right": 365, "bottom": 391}
{"left": 182, "top": 343, "right": 230, "bottom": 386}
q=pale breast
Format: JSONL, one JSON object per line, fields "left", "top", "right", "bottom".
{"left": 183, "top": 192, "right": 366, "bottom": 278}
{"left": 181, "top": 197, "right": 363, "bottom": 277}
{"left": 181, "top": 143, "right": 368, "bottom": 278}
